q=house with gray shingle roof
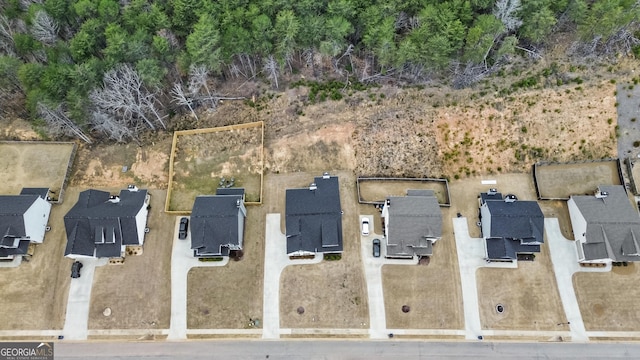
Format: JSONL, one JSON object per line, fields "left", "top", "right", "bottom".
{"left": 568, "top": 185, "right": 640, "bottom": 264}
{"left": 285, "top": 173, "right": 343, "bottom": 257}
{"left": 381, "top": 190, "right": 442, "bottom": 259}
{"left": 479, "top": 190, "right": 544, "bottom": 262}
{"left": 64, "top": 186, "right": 150, "bottom": 259}
{"left": 0, "top": 188, "right": 51, "bottom": 260}
{"left": 190, "top": 188, "right": 246, "bottom": 258}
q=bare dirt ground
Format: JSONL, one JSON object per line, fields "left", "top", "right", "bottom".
{"left": 382, "top": 207, "right": 464, "bottom": 331}
{"left": 0, "top": 142, "right": 74, "bottom": 196}
{"left": 358, "top": 179, "right": 449, "bottom": 205}
{"left": 88, "top": 189, "right": 172, "bottom": 330}
{"left": 535, "top": 161, "right": 622, "bottom": 199}
{"left": 279, "top": 171, "right": 369, "bottom": 329}
{"left": 574, "top": 263, "right": 640, "bottom": 331}
{"left": 187, "top": 205, "right": 264, "bottom": 329}
{"left": 0, "top": 187, "right": 75, "bottom": 335}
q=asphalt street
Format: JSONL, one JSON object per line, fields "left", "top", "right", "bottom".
{"left": 55, "top": 340, "right": 640, "bottom": 360}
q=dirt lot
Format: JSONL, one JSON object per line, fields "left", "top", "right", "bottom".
{"left": 382, "top": 207, "right": 463, "bottom": 331}
{"left": 574, "top": 263, "right": 640, "bottom": 331}
{"left": 187, "top": 205, "right": 264, "bottom": 329}
{"left": 169, "top": 123, "right": 263, "bottom": 211}
{"left": 534, "top": 161, "right": 622, "bottom": 199}
{"left": 0, "top": 142, "right": 74, "bottom": 196}
{"left": 88, "top": 189, "right": 172, "bottom": 330}
{"left": 358, "top": 179, "right": 449, "bottom": 205}
{"left": 279, "top": 171, "right": 369, "bottom": 329}
{"left": 0, "top": 188, "right": 75, "bottom": 334}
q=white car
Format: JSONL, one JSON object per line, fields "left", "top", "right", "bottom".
{"left": 361, "top": 218, "right": 370, "bottom": 236}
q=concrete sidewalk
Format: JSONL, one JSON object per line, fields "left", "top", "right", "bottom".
{"left": 62, "top": 258, "right": 108, "bottom": 340}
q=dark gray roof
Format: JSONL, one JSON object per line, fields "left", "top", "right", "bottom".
{"left": 191, "top": 190, "right": 245, "bottom": 257}
{"left": 485, "top": 200, "right": 544, "bottom": 243}
{"left": 571, "top": 185, "right": 640, "bottom": 261}
{"left": 385, "top": 191, "right": 442, "bottom": 258}
{"left": 19, "top": 188, "right": 49, "bottom": 199}
{"left": 483, "top": 199, "right": 544, "bottom": 260}
{"left": 215, "top": 188, "right": 246, "bottom": 196}
{"left": 480, "top": 191, "right": 503, "bottom": 205}
{"left": 0, "top": 194, "right": 39, "bottom": 239}
{"left": 64, "top": 188, "right": 148, "bottom": 257}
{"left": 286, "top": 175, "right": 343, "bottom": 254}
{"left": 0, "top": 239, "right": 29, "bottom": 257}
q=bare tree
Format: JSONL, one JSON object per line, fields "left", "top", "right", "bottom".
{"left": 89, "top": 110, "right": 137, "bottom": 143}
{"left": 90, "top": 64, "right": 166, "bottom": 131}
{"left": 493, "top": 0, "right": 522, "bottom": 32}
{"left": 170, "top": 82, "right": 198, "bottom": 119}
{"left": 31, "top": 10, "right": 58, "bottom": 45}
{"left": 0, "top": 14, "right": 15, "bottom": 56}
{"left": 263, "top": 55, "right": 279, "bottom": 89}
{"left": 37, "top": 102, "right": 92, "bottom": 143}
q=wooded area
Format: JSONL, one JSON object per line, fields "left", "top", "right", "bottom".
{"left": 0, "top": 0, "right": 638, "bottom": 143}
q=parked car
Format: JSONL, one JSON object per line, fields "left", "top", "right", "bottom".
{"left": 373, "top": 238, "right": 381, "bottom": 258}
{"left": 361, "top": 218, "right": 370, "bottom": 236}
{"left": 71, "top": 261, "right": 83, "bottom": 278}
{"left": 179, "top": 217, "right": 189, "bottom": 240}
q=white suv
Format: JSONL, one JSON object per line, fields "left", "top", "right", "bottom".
{"left": 361, "top": 218, "right": 370, "bottom": 236}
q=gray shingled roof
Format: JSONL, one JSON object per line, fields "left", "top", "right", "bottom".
{"left": 571, "top": 185, "right": 640, "bottom": 262}
{"left": 483, "top": 199, "right": 544, "bottom": 260}
{"left": 191, "top": 189, "right": 245, "bottom": 257}
{"left": 64, "top": 188, "right": 148, "bottom": 258}
{"left": 0, "top": 195, "right": 39, "bottom": 240}
{"left": 386, "top": 190, "right": 442, "bottom": 258}
{"left": 286, "top": 175, "right": 343, "bottom": 254}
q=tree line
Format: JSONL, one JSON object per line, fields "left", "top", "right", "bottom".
{"left": 0, "top": 0, "right": 638, "bottom": 142}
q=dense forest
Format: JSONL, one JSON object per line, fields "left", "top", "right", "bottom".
{"left": 0, "top": 0, "right": 638, "bottom": 143}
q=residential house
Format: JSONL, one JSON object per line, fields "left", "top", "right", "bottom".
{"left": 190, "top": 188, "right": 246, "bottom": 258}
{"left": 479, "top": 189, "right": 544, "bottom": 262}
{"left": 0, "top": 188, "right": 51, "bottom": 260}
{"left": 568, "top": 185, "right": 640, "bottom": 264}
{"left": 64, "top": 186, "right": 150, "bottom": 259}
{"left": 381, "top": 189, "right": 442, "bottom": 259}
{"left": 286, "top": 173, "right": 343, "bottom": 256}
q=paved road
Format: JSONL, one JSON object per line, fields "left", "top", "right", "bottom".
{"left": 62, "top": 258, "right": 107, "bottom": 340}
{"left": 168, "top": 216, "right": 229, "bottom": 340}
{"left": 54, "top": 340, "right": 640, "bottom": 359}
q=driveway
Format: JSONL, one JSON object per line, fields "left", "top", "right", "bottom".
{"left": 262, "top": 213, "right": 321, "bottom": 339}
{"left": 62, "top": 258, "right": 108, "bottom": 340}
{"left": 453, "top": 217, "right": 516, "bottom": 340}
{"left": 167, "top": 217, "right": 229, "bottom": 340}
{"left": 545, "top": 218, "right": 610, "bottom": 342}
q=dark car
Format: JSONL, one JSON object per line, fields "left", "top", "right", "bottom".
{"left": 373, "top": 238, "right": 381, "bottom": 258}
{"left": 179, "top": 217, "right": 189, "bottom": 239}
{"left": 71, "top": 261, "right": 83, "bottom": 278}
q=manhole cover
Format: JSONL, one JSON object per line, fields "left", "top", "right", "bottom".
{"left": 103, "top": 307, "right": 111, "bottom": 317}
{"left": 402, "top": 305, "right": 410, "bottom": 313}
{"left": 496, "top": 304, "right": 505, "bottom": 314}
{"left": 297, "top": 307, "right": 305, "bottom": 315}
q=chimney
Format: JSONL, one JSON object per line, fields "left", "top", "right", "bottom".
{"left": 488, "top": 188, "right": 498, "bottom": 195}
{"left": 309, "top": 183, "right": 317, "bottom": 191}
{"left": 595, "top": 189, "right": 608, "bottom": 199}
{"left": 127, "top": 184, "right": 139, "bottom": 192}
{"left": 108, "top": 195, "right": 120, "bottom": 203}
{"left": 322, "top": 172, "right": 330, "bottom": 179}
{"left": 504, "top": 194, "right": 517, "bottom": 203}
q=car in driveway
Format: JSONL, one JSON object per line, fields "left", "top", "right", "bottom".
{"left": 361, "top": 218, "right": 370, "bottom": 236}
{"left": 179, "top": 217, "right": 189, "bottom": 239}
{"left": 372, "top": 238, "right": 381, "bottom": 257}
{"left": 71, "top": 261, "right": 83, "bottom": 278}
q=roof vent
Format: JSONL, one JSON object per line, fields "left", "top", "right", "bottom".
{"left": 127, "top": 184, "right": 138, "bottom": 192}
{"left": 504, "top": 194, "right": 517, "bottom": 203}
{"left": 236, "top": 198, "right": 241, "bottom": 207}
{"left": 595, "top": 190, "right": 608, "bottom": 199}
{"left": 322, "top": 172, "right": 330, "bottom": 179}
{"left": 309, "top": 183, "right": 317, "bottom": 191}
{"left": 488, "top": 188, "right": 498, "bottom": 195}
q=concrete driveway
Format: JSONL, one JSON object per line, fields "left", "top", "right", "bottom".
{"left": 167, "top": 216, "right": 229, "bottom": 340}
{"left": 62, "top": 257, "right": 108, "bottom": 340}
{"left": 262, "top": 214, "right": 322, "bottom": 339}
{"left": 545, "top": 218, "right": 610, "bottom": 342}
